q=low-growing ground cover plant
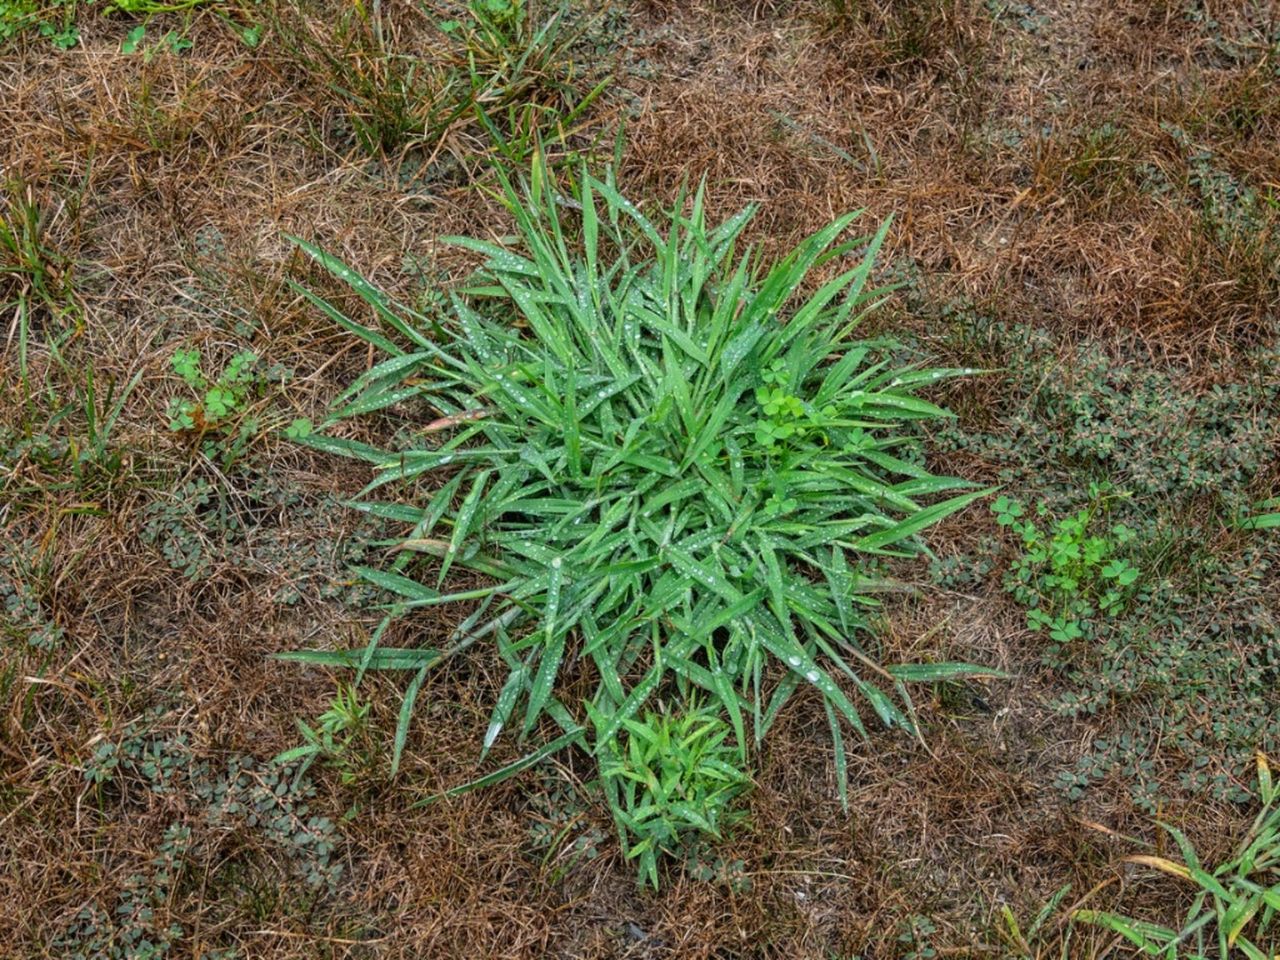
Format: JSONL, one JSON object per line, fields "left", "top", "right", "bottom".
{"left": 58, "top": 711, "right": 342, "bottom": 958}
{"left": 992, "top": 484, "right": 1141, "bottom": 644}
{"left": 285, "top": 164, "right": 1001, "bottom": 882}
{"left": 0, "top": 0, "right": 221, "bottom": 48}
{"left": 284, "top": 164, "right": 999, "bottom": 884}
{"left": 0, "top": 0, "right": 79, "bottom": 46}
{"left": 935, "top": 319, "right": 1280, "bottom": 808}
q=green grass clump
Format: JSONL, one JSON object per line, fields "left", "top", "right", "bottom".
{"left": 1242, "top": 499, "right": 1280, "bottom": 530}
{"left": 271, "top": 0, "right": 609, "bottom": 162}
{"left": 602, "top": 704, "right": 750, "bottom": 890}
{"left": 1, "top": 179, "right": 79, "bottom": 342}
{"left": 287, "top": 164, "right": 997, "bottom": 884}
{"left": 1075, "top": 754, "right": 1280, "bottom": 959}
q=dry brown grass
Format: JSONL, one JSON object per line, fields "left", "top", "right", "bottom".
{"left": 2, "top": 0, "right": 1276, "bottom": 956}
{"left": 620, "top": 0, "right": 1278, "bottom": 363}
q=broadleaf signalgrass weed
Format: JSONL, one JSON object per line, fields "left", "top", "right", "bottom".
{"left": 285, "top": 161, "right": 1000, "bottom": 885}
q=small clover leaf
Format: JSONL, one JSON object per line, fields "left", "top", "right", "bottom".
{"left": 284, "top": 418, "right": 313, "bottom": 440}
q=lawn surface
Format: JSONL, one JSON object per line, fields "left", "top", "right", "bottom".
{"left": 2, "top": 0, "right": 1278, "bottom": 956}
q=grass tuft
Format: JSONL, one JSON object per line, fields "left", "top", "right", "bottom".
{"left": 287, "top": 161, "right": 999, "bottom": 882}
{"left": 270, "top": 0, "right": 611, "bottom": 163}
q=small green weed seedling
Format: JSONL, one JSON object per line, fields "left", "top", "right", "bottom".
{"left": 167, "top": 346, "right": 257, "bottom": 429}
{"left": 752, "top": 357, "right": 835, "bottom": 454}
{"left": 596, "top": 704, "right": 750, "bottom": 889}
{"left": 1075, "top": 753, "right": 1280, "bottom": 958}
{"left": 993, "top": 484, "right": 1141, "bottom": 643}
{"left": 120, "top": 23, "right": 193, "bottom": 57}
{"left": 997, "top": 883, "right": 1074, "bottom": 958}
{"left": 896, "top": 914, "right": 940, "bottom": 960}
{"left": 166, "top": 347, "right": 265, "bottom": 463}
{"left": 439, "top": 0, "right": 524, "bottom": 39}
{"left": 273, "top": 683, "right": 374, "bottom": 786}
